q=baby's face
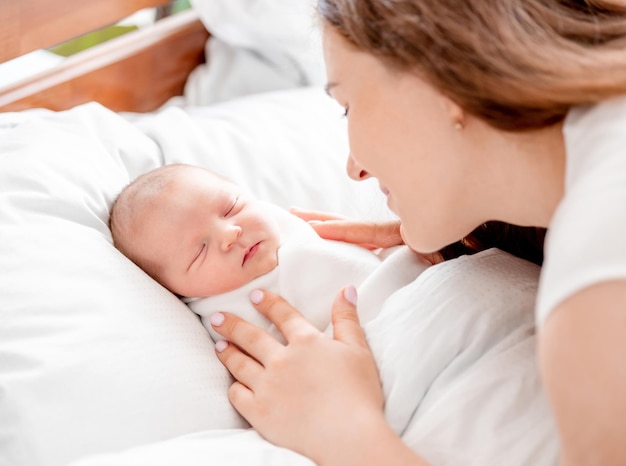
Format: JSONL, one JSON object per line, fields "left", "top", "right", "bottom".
{"left": 135, "top": 168, "right": 281, "bottom": 297}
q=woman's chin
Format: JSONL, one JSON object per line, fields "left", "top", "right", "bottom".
{"left": 400, "top": 224, "right": 442, "bottom": 255}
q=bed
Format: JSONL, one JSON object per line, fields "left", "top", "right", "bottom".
{"left": 0, "top": 2, "right": 559, "bottom": 465}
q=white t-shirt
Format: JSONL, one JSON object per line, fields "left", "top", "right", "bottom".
{"left": 537, "top": 95, "right": 626, "bottom": 325}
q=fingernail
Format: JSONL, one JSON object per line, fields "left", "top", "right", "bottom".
{"left": 344, "top": 286, "right": 358, "bottom": 306}
{"left": 215, "top": 340, "right": 229, "bottom": 352}
{"left": 210, "top": 312, "right": 225, "bottom": 326}
{"left": 250, "top": 289, "right": 264, "bottom": 304}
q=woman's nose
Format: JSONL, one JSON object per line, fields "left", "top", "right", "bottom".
{"left": 346, "top": 154, "right": 370, "bottom": 181}
{"left": 221, "top": 224, "right": 242, "bottom": 251}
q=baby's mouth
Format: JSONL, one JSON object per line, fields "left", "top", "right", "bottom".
{"left": 242, "top": 241, "right": 261, "bottom": 266}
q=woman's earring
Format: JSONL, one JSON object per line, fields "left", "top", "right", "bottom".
{"left": 454, "top": 121, "right": 463, "bottom": 131}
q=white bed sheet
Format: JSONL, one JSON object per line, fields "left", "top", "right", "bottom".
{"left": 0, "top": 88, "right": 386, "bottom": 466}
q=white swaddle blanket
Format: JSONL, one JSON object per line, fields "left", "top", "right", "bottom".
{"left": 71, "top": 248, "right": 557, "bottom": 466}
{"left": 186, "top": 205, "right": 431, "bottom": 342}
{"left": 365, "top": 248, "right": 558, "bottom": 465}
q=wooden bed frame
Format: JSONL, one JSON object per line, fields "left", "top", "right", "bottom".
{"left": 0, "top": 0, "right": 210, "bottom": 113}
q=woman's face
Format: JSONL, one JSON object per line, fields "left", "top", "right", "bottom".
{"left": 322, "top": 24, "right": 491, "bottom": 253}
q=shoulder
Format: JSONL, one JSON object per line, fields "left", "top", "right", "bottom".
{"left": 563, "top": 95, "right": 626, "bottom": 185}
{"left": 537, "top": 95, "right": 626, "bottom": 324}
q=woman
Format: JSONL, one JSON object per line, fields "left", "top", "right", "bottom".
{"left": 209, "top": 1, "right": 626, "bottom": 464}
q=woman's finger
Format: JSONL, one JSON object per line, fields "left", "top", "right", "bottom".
{"left": 371, "top": 220, "right": 403, "bottom": 247}
{"left": 249, "top": 289, "right": 320, "bottom": 341}
{"left": 313, "top": 219, "right": 403, "bottom": 249}
{"left": 310, "top": 220, "right": 378, "bottom": 249}
{"left": 210, "top": 312, "right": 283, "bottom": 361}
{"left": 290, "top": 208, "right": 404, "bottom": 249}
{"left": 227, "top": 381, "right": 255, "bottom": 417}
{"left": 214, "top": 340, "right": 265, "bottom": 389}
{"left": 288, "top": 207, "right": 347, "bottom": 222}
{"left": 331, "top": 286, "right": 370, "bottom": 349}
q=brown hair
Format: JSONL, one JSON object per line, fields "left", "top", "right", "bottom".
{"left": 318, "top": 0, "right": 626, "bottom": 131}
{"left": 318, "top": 0, "right": 626, "bottom": 265}
{"left": 438, "top": 222, "right": 547, "bottom": 266}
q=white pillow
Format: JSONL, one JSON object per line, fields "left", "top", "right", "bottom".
{"left": 136, "top": 88, "right": 390, "bottom": 219}
{"left": 0, "top": 88, "right": 387, "bottom": 466}
{"left": 183, "top": 0, "right": 325, "bottom": 105}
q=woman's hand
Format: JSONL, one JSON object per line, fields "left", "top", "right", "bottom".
{"left": 210, "top": 287, "right": 398, "bottom": 465}
{"left": 289, "top": 207, "right": 404, "bottom": 250}
{"left": 290, "top": 208, "right": 443, "bottom": 265}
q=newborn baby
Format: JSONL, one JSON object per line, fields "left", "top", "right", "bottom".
{"left": 109, "top": 163, "right": 429, "bottom": 341}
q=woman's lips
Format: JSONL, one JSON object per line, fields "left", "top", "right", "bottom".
{"left": 242, "top": 242, "right": 260, "bottom": 266}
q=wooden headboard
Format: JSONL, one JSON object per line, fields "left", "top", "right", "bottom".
{"left": 0, "top": 0, "right": 209, "bottom": 112}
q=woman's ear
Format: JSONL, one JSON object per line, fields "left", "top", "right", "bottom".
{"left": 445, "top": 98, "right": 466, "bottom": 130}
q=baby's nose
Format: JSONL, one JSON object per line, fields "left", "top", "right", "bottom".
{"left": 221, "top": 224, "right": 242, "bottom": 251}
